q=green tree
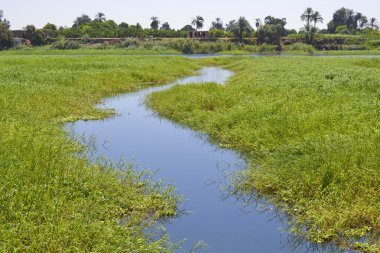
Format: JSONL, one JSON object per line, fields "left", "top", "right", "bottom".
{"left": 264, "top": 16, "right": 287, "bottom": 36}
{"left": 301, "top": 7, "right": 314, "bottom": 28}
{"left": 209, "top": 28, "right": 225, "bottom": 38}
{"left": 150, "top": 16, "right": 160, "bottom": 30}
{"left": 301, "top": 8, "right": 323, "bottom": 44}
{"left": 0, "top": 10, "right": 10, "bottom": 29}
{"left": 73, "top": 14, "right": 92, "bottom": 27}
{"left": 43, "top": 23, "right": 57, "bottom": 31}
{"left": 353, "top": 13, "right": 367, "bottom": 30}
{"left": 42, "top": 23, "right": 58, "bottom": 38}
{"left": 160, "top": 22, "right": 170, "bottom": 30}
{"left": 211, "top": 17, "right": 224, "bottom": 30}
{"left": 368, "top": 17, "right": 379, "bottom": 30}
{"left": 312, "top": 11, "right": 323, "bottom": 27}
{"left": 255, "top": 18, "right": 261, "bottom": 30}
{"left": 94, "top": 12, "right": 106, "bottom": 22}
{"left": 119, "top": 22, "right": 129, "bottom": 29}
{"left": 255, "top": 24, "right": 283, "bottom": 46}
{"left": 25, "top": 25, "right": 46, "bottom": 46}
{"left": 227, "top": 17, "right": 253, "bottom": 42}
{"left": 0, "top": 10, "right": 13, "bottom": 50}
{"left": 180, "top": 25, "right": 194, "bottom": 32}
{"left": 328, "top": 7, "right": 367, "bottom": 33}
{"left": 191, "top": 16, "right": 204, "bottom": 31}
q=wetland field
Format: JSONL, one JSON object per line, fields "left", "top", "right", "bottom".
{"left": 0, "top": 51, "right": 379, "bottom": 252}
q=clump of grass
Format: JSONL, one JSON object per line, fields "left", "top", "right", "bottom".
{"left": 256, "top": 43, "right": 278, "bottom": 53}
{"left": 149, "top": 56, "right": 380, "bottom": 251}
{"left": 51, "top": 39, "right": 81, "bottom": 50}
{"left": 284, "top": 43, "right": 315, "bottom": 54}
{"left": 0, "top": 54, "right": 201, "bottom": 251}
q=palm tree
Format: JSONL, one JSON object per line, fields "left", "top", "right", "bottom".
{"left": 150, "top": 16, "right": 160, "bottom": 30}
{"left": 301, "top": 8, "right": 322, "bottom": 44}
{"left": 312, "top": 11, "right": 323, "bottom": 28}
{"left": 345, "top": 9, "right": 355, "bottom": 30}
{"left": 237, "top": 17, "right": 252, "bottom": 42}
{"left": 211, "top": 17, "right": 223, "bottom": 30}
{"left": 94, "top": 12, "right": 106, "bottom": 22}
{"left": 301, "top": 7, "right": 314, "bottom": 28}
{"left": 191, "top": 16, "right": 204, "bottom": 31}
{"left": 355, "top": 13, "right": 368, "bottom": 30}
{"left": 368, "top": 17, "right": 379, "bottom": 30}
{"left": 255, "top": 18, "right": 261, "bottom": 30}
{"left": 226, "top": 17, "right": 252, "bottom": 43}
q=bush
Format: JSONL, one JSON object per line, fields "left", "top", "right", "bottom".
{"left": 209, "top": 29, "right": 225, "bottom": 38}
{"left": 368, "top": 40, "right": 380, "bottom": 48}
{"left": 339, "top": 28, "right": 351, "bottom": 35}
{"left": 0, "top": 26, "right": 13, "bottom": 50}
{"left": 257, "top": 43, "right": 277, "bottom": 53}
{"left": 243, "top": 45, "right": 257, "bottom": 53}
{"left": 117, "top": 38, "right": 140, "bottom": 48}
{"left": 284, "top": 43, "right": 315, "bottom": 54}
{"left": 335, "top": 25, "right": 349, "bottom": 34}
{"left": 51, "top": 40, "right": 81, "bottom": 50}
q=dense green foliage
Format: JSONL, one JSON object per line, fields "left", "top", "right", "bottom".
{"left": 58, "top": 17, "right": 187, "bottom": 39}
{"left": 50, "top": 39, "right": 81, "bottom": 50}
{"left": 327, "top": 7, "right": 374, "bottom": 34}
{"left": 0, "top": 54, "right": 201, "bottom": 251}
{"left": 0, "top": 10, "right": 13, "bottom": 50}
{"left": 25, "top": 25, "right": 47, "bottom": 46}
{"left": 149, "top": 57, "right": 380, "bottom": 251}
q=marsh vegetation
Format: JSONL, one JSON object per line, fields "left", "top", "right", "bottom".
{"left": 0, "top": 55, "right": 201, "bottom": 251}
{"left": 0, "top": 48, "right": 379, "bottom": 252}
{"left": 150, "top": 56, "right": 380, "bottom": 251}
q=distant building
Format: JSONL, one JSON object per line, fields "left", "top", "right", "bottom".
{"left": 188, "top": 31, "right": 209, "bottom": 39}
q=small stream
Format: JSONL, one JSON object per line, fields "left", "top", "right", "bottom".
{"left": 67, "top": 67, "right": 349, "bottom": 253}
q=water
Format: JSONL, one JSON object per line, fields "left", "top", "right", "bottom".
{"left": 67, "top": 67, "right": 352, "bottom": 253}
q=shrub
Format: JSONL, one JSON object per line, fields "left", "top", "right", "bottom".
{"left": 117, "top": 38, "right": 140, "bottom": 48}
{"left": 257, "top": 43, "right": 277, "bottom": 53}
{"left": 51, "top": 39, "right": 81, "bottom": 50}
{"left": 0, "top": 26, "right": 13, "bottom": 50}
{"left": 243, "top": 45, "right": 257, "bottom": 53}
{"left": 209, "top": 29, "right": 225, "bottom": 38}
{"left": 335, "top": 25, "right": 349, "bottom": 34}
{"left": 284, "top": 43, "right": 315, "bottom": 54}
{"left": 368, "top": 40, "right": 380, "bottom": 48}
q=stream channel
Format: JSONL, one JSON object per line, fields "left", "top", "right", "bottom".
{"left": 67, "top": 67, "right": 350, "bottom": 253}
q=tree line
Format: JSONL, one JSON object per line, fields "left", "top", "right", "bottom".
{"left": 0, "top": 8, "right": 379, "bottom": 49}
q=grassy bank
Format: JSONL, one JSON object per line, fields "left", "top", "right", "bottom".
{"left": 0, "top": 54, "right": 201, "bottom": 251}
{"left": 3, "top": 46, "right": 380, "bottom": 57}
{"left": 149, "top": 57, "right": 380, "bottom": 251}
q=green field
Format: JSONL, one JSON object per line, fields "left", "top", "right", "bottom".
{"left": 150, "top": 56, "right": 380, "bottom": 251}
{"left": 0, "top": 54, "right": 201, "bottom": 252}
{"left": 1, "top": 50, "right": 380, "bottom": 252}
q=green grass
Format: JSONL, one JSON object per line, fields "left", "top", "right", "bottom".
{"left": 317, "top": 50, "right": 380, "bottom": 55}
{"left": 1, "top": 46, "right": 180, "bottom": 55}
{"left": 0, "top": 54, "right": 201, "bottom": 251}
{"left": 149, "top": 56, "right": 380, "bottom": 251}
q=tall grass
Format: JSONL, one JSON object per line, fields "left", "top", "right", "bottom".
{"left": 0, "top": 55, "right": 201, "bottom": 251}
{"left": 149, "top": 57, "right": 380, "bottom": 251}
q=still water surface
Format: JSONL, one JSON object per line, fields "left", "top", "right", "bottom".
{"left": 67, "top": 67, "right": 350, "bottom": 253}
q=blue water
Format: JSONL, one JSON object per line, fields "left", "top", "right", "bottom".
{"left": 67, "top": 67, "right": 352, "bottom": 253}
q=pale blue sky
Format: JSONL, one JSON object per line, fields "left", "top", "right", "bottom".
{"left": 3, "top": 0, "right": 379, "bottom": 30}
